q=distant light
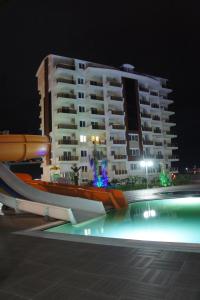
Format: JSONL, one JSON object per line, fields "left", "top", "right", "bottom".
{"left": 150, "top": 209, "right": 156, "bottom": 217}
{"left": 140, "top": 160, "right": 153, "bottom": 168}
{"left": 143, "top": 209, "right": 156, "bottom": 218}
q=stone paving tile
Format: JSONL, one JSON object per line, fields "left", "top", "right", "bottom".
{"left": 0, "top": 290, "right": 28, "bottom": 300}
{"left": 180, "top": 261, "right": 200, "bottom": 274}
{"left": 140, "top": 268, "right": 178, "bottom": 287}
{"left": 109, "top": 264, "right": 146, "bottom": 281}
{"left": 77, "top": 259, "right": 114, "bottom": 275}
{"left": 148, "top": 258, "right": 184, "bottom": 271}
{"left": 173, "top": 272, "right": 200, "bottom": 289}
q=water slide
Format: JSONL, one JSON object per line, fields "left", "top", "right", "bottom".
{"left": 0, "top": 135, "right": 106, "bottom": 224}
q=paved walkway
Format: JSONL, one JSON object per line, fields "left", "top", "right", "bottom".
{"left": 0, "top": 184, "right": 200, "bottom": 299}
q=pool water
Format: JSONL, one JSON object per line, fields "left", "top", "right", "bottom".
{"left": 47, "top": 197, "right": 200, "bottom": 244}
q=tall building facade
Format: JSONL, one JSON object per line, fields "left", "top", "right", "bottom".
{"left": 37, "top": 55, "right": 178, "bottom": 183}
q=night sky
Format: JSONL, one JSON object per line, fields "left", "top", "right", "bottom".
{"left": 0, "top": 0, "right": 199, "bottom": 169}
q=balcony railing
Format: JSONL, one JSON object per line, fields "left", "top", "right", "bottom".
{"left": 90, "top": 81, "right": 103, "bottom": 87}
{"left": 56, "top": 78, "right": 76, "bottom": 85}
{"left": 56, "top": 63, "right": 75, "bottom": 70}
{"left": 152, "top": 116, "right": 161, "bottom": 121}
{"left": 165, "top": 130, "right": 176, "bottom": 135}
{"left": 141, "top": 113, "right": 151, "bottom": 118}
{"left": 150, "top": 91, "right": 158, "bottom": 96}
{"left": 57, "top": 124, "right": 77, "bottom": 130}
{"left": 154, "top": 142, "right": 163, "bottom": 146}
{"left": 168, "top": 155, "right": 179, "bottom": 160}
{"left": 57, "top": 93, "right": 76, "bottom": 99}
{"left": 57, "top": 108, "right": 77, "bottom": 114}
{"left": 110, "top": 96, "right": 123, "bottom": 101}
{"left": 91, "top": 124, "right": 105, "bottom": 130}
{"left": 143, "top": 140, "right": 153, "bottom": 145}
{"left": 111, "top": 110, "right": 124, "bottom": 115}
{"left": 90, "top": 95, "right": 104, "bottom": 101}
{"left": 113, "top": 154, "right": 126, "bottom": 160}
{"left": 153, "top": 128, "right": 162, "bottom": 133}
{"left": 59, "top": 156, "right": 79, "bottom": 161}
{"left": 113, "top": 140, "right": 126, "bottom": 144}
{"left": 166, "top": 143, "right": 178, "bottom": 148}
{"left": 115, "top": 170, "right": 127, "bottom": 175}
{"left": 128, "top": 155, "right": 141, "bottom": 161}
{"left": 156, "top": 154, "right": 164, "bottom": 159}
{"left": 58, "top": 140, "right": 78, "bottom": 145}
{"left": 142, "top": 126, "right": 152, "bottom": 132}
{"left": 111, "top": 124, "right": 125, "bottom": 130}
{"left": 91, "top": 110, "right": 104, "bottom": 115}
{"left": 140, "top": 100, "right": 150, "bottom": 105}
{"left": 108, "top": 81, "right": 122, "bottom": 87}
{"left": 151, "top": 104, "right": 159, "bottom": 109}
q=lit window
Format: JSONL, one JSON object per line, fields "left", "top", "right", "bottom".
{"left": 80, "top": 135, "right": 86, "bottom": 142}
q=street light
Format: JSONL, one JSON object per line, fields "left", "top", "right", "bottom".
{"left": 140, "top": 160, "right": 153, "bottom": 189}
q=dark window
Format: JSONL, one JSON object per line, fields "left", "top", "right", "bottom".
{"left": 80, "top": 121, "right": 86, "bottom": 127}
{"left": 81, "top": 150, "right": 87, "bottom": 157}
{"left": 79, "top": 106, "right": 85, "bottom": 112}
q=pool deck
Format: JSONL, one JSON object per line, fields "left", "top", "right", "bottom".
{"left": 1, "top": 184, "right": 200, "bottom": 299}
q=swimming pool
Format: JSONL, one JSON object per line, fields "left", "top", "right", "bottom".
{"left": 47, "top": 197, "right": 200, "bottom": 244}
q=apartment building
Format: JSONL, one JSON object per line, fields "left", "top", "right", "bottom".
{"left": 37, "top": 55, "right": 178, "bottom": 183}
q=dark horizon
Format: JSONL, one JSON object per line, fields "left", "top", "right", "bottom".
{"left": 0, "top": 0, "right": 199, "bottom": 169}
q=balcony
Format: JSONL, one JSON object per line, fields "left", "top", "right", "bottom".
{"left": 57, "top": 108, "right": 77, "bottom": 114}
{"left": 142, "top": 126, "right": 152, "bottom": 132}
{"left": 151, "top": 104, "right": 159, "bottom": 109}
{"left": 91, "top": 124, "right": 105, "bottom": 130}
{"left": 111, "top": 110, "right": 124, "bottom": 115}
{"left": 152, "top": 116, "right": 161, "bottom": 121}
{"left": 56, "top": 78, "right": 76, "bottom": 85}
{"left": 113, "top": 155, "right": 127, "bottom": 160}
{"left": 143, "top": 140, "right": 153, "bottom": 145}
{"left": 57, "top": 124, "right": 77, "bottom": 130}
{"left": 139, "top": 86, "right": 149, "bottom": 93}
{"left": 150, "top": 91, "right": 158, "bottom": 96}
{"left": 141, "top": 113, "right": 151, "bottom": 119}
{"left": 58, "top": 139, "right": 78, "bottom": 145}
{"left": 156, "top": 154, "right": 164, "bottom": 159}
{"left": 168, "top": 155, "right": 179, "bottom": 160}
{"left": 90, "top": 95, "right": 104, "bottom": 101}
{"left": 140, "top": 100, "right": 150, "bottom": 105}
{"left": 57, "top": 93, "right": 76, "bottom": 99}
{"left": 114, "top": 169, "right": 127, "bottom": 175}
{"left": 91, "top": 109, "right": 105, "bottom": 115}
{"left": 153, "top": 128, "right": 162, "bottom": 134}
{"left": 90, "top": 81, "right": 103, "bottom": 87}
{"left": 108, "top": 81, "right": 122, "bottom": 88}
{"left": 56, "top": 63, "right": 75, "bottom": 70}
{"left": 165, "top": 130, "right": 177, "bottom": 136}
{"left": 110, "top": 96, "right": 123, "bottom": 101}
{"left": 154, "top": 142, "right": 163, "bottom": 147}
{"left": 59, "top": 156, "right": 79, "bottom": 161}
{"left": 166, "top": 143, "right": 178, "bottom": 148}
{"left": 111, "top": 124, "right": 125, "bottom": 130}
{"left": 113, "top": 140, "right": 126, "bottom": 144}
{"left": 128, "top": 155, "right": 141, "bottom": 161}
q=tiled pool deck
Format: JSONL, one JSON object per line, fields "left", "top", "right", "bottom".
{"left": 1, "top": 185, "right": 200, "bottom": 299}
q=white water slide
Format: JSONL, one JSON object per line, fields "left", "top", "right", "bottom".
{"left": 0, "top": 163, "right": 106, "bottom": 224}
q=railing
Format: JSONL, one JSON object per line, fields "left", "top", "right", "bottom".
{"left": 142, "top": 126, "right": 152, "bottom": 132}
{"left": 113, "top": 154, "right": 126, "bottom": 160}
{"left": 57, "top": 108, "right": 77, "bottom": 114}
{"left": 56, "top": 78, "right": 76, "bottom": 84}
{"left": 156, "top": 155, "right": 164, "bottom": 159}
{"left": 168, "top": 155, "right": 179, "bottom": 160}
{"left": 154, "top": 142, "right": 163, "bottom": 146}
{"left": 90, "top": 95, "right": 104, "bottom": 101}
{"left": 57, "top": 93, "right": 76, "bottom": 99}
{"left": 151, "top": 104, "right": 159, "bottom": 108}
{"left": 143, "top": 140, "right": 153, "bottom": 145}
{"left": 115, "top": 170, "right": 127, "bottom": 175}
{"left": 113, "top": 140, "right": 126, "bottom": 144}
{"left": 91, "top": 110, "right": 104, "bottom": 115}
{"left": 58, "top": 140, "right": 78, "bottom": 145}
{"left": 57, "top": 124, "right": 77, "bottom": 129}
{"left": 59, "top": 156, "right": 79, "bottom": 161}
{"left": 165, "top": 131, "right": 176, "bottom": 135}
{"left": 152, "top": 116, "right": 161, "bottom": 121}
{"left": 111, "top": 124, "right": 125, "bottom": 130}
{"left": 91, "top": 124, "right": 105, "bottom": 130}
{"left": 153, "top": 128, "right": 162, "bottom": 133}
{"left": 56, "top": 63, "right": 75, "bottom": 70}
{"left": 110, "top": 96, "right": 123, "bottom": 101}
{"left": 141, "top": 113, "right": 151, "bottom": 118}
{"left": 150, "top": 91, "right": 158, "bottom": 96}
{"left": 90, "top": 81, "right": 103, "bottom": 87}
{"left": 140, "top": 100, "right": 150, "bottom": 105}
{"left": 166, "top": 143, "right": 178, "bottom": 148}
{"left": 111, "top": 110, "right": 124, "bottom": 115}
{"left": 109, "top": 81, "right": 122, "bottom": 87}
{"left": 128, "top": 155, "right": 141, "bottom": 161}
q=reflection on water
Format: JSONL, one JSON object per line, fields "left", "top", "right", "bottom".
{"left": 47, "top": 197, "right": 200, "bottom": 243}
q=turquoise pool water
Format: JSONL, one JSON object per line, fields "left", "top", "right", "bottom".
{"left": 47, "top": 197, "right": 200, "bottom": 243}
